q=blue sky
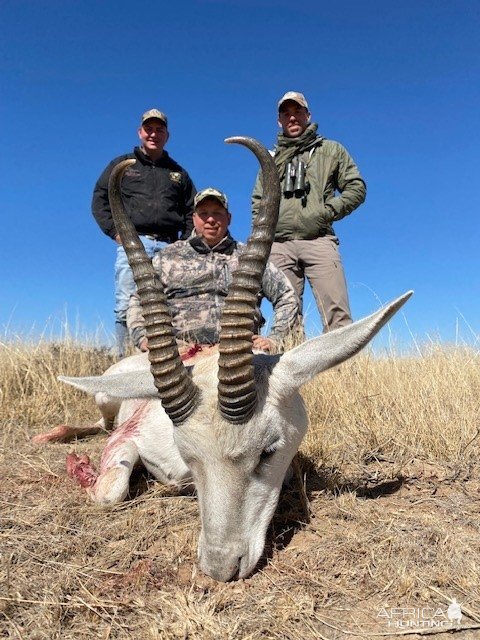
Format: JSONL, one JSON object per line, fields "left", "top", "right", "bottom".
{"left": 1, "top": 0, "right": 479, "bottom": 350}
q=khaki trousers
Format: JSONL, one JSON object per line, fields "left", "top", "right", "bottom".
{"left": 270, "top": 236, "right": 352, "bottom": 332}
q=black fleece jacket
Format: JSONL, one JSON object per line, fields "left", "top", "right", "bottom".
{"left": 92, "top": 146, "right": 196, "bottom": 241}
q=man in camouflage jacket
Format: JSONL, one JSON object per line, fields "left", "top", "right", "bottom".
{"left": 127, "top": 188, "right": 299, "bottom": 354}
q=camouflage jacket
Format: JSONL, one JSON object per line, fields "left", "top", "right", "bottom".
{"left": 127, "top": 234, "right": 298, "bottom": 350}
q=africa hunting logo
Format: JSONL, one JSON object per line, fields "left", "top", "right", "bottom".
{"left": 378, "top": 599, "right": 462, "bottom": 629}
{"left": 169, "top": 171, "right": 182, "bottom": 184}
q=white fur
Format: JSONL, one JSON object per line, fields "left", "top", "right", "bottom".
{"left": 60, "top": 291, "right": 412, "bottom": 581}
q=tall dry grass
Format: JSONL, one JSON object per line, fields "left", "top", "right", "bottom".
{"left": 1, "top": 338, "right": 480, "bottom": 639}
{"left": 304, "top": 346, "right": 480, "bottom": 466}
{"left": 0, "top": 340, "right": 114, "bottom": 437}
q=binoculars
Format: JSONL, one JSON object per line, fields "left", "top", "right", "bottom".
{"left": 284, "top": 160, "right": 308, "bottom": 198}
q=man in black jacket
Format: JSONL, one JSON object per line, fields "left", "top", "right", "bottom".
{"left": 92, "top": 109, "right": 196, "bottom": 357}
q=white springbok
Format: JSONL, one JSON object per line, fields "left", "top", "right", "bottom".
{"left": 62, "top": 137, "right": 412, "bottom": 582}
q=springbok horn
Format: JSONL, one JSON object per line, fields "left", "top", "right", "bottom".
{"left": 217, "top": 137, "right": 281, "bottom": 423}
{"left": 108, "top": 160, "right": 198, "bottom": 425}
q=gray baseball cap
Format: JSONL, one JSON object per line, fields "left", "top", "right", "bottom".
{"left": 278, "top": 91, "right": 309, "bottom": 111}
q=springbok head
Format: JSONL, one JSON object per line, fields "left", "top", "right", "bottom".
{"left": 65, "top": 138, "right": 411, "bottom": 581}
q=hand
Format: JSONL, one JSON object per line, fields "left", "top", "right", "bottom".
{"left": 114, "top": 234, "right": 122, "bottom": 244}
{"left": 324, "top": 204, "right": 335, "bottom": 222}
{"left": 252, "top": 335, "right": 275, "bottom": 353}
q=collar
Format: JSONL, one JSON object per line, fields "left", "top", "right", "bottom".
{"left": 189, "top": 232, "right": 237, "bottom": 255}
{"left": 134, "top": 146, "right": 169, "bottom": 166}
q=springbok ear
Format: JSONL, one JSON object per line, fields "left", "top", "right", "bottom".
{"left": 59, "top": 370, "right": 160, "bottom": 399}
{"left": 270, "top": 291, "right": 413, "bottom": 393}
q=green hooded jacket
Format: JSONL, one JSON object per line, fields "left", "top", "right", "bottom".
{"left": 252, "top": 136, "right": 366, "bottom": 241}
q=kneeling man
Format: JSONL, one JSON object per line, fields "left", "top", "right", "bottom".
{"left": 128, "top": 187, "right": 299, "bottom": 355}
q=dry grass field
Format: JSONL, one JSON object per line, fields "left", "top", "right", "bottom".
{"left": 1, "top": 339, "right": 480, "bottom": 639}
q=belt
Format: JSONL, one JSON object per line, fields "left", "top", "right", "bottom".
{"left": 274, "top": 231, "right": 327, "bottom": 242}
{"left": 143, "top": 233, "right": 175, "bottom": 243}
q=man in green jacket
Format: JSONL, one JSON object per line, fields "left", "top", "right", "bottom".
{"left": 252, "top": 91, "right": 366, "bottom": 334}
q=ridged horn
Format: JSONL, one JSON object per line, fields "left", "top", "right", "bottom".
{"left": 108, "top": 160, "right": 198, "bottom": 425}
{"left": 217, "top": 137, "right": 281, "bottom": 423}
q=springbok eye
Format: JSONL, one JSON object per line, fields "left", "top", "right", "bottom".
{"left": 259, "top": 445, "right": 276, "bottom": 461}
{"left": 255, "top": 446, "right": 277, "bottom": 474}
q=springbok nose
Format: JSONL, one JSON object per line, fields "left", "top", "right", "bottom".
{"left": 199, "top": 547, "right": 244, "bottom": 582}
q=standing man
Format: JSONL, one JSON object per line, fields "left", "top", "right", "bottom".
{"left": 92, "top": 109, "right": 196, "bottom": 357}
{"left": 252, "top": 91, "right": 366, "bottom": 334}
